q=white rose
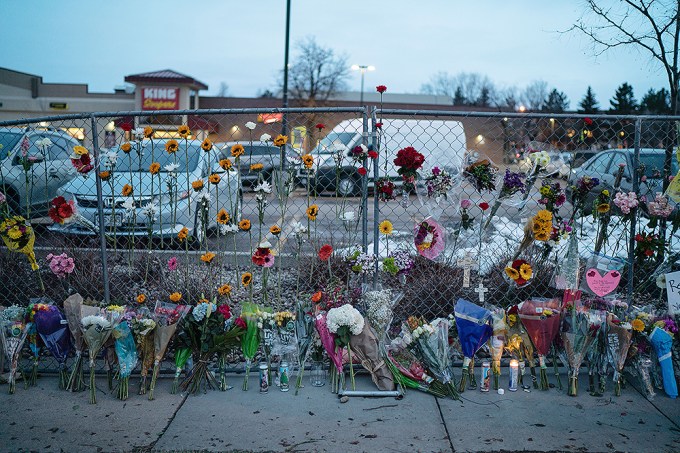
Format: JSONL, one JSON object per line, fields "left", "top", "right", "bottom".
{"left": 260, "top": 133, "right": 272, "bottom": 142}
{"left": 245, "top": 121, "right": 256, "bottom": 130}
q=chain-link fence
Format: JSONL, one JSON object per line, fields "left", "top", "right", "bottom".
{"left": 1, "top": 108, "right": 679, "bottom": 371}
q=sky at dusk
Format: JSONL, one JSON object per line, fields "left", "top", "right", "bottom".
{"left": 0, "top": 0, "right": 669, "bottom": 109}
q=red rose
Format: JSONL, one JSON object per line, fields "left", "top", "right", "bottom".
{"left": 393, "top": 147, "right": 425, "bottom": 170}
{"left": 368, "top": 150, "right": 378, "bottom": 159}
{"left": 376, "top": 85, "right": 387, "bottom": 94}
{"left": 375, "top": 122, "right": 383, "bottom": 129}
{"left": 315, "top": 123, "right": 325, "bottom": 130}
{"left": 584, "top": 117, "right": 593, "bottom": 126}
{"left": 358, "top": 167, "right": 367, "bottom": 176}
{"left": 644, "top": 249, "right": 654, "bottom": 257}
{"left": 217, "top": 304, "right": 231, "bottom": 320}
{"left": 234, "top": 317, "right": 247, "bottom": 330}
{"left": 479, "top": 202, "right": 490, "bottom": 211}
{"left": 318, "top": 244, "right": 333, "bottom": 261}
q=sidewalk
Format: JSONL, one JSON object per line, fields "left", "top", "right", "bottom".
{"left": 1, "top": 370, "right": 679, "bottom": 453}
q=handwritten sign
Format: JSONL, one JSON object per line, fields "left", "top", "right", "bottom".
{"left": 585, "top": 268, "right": 620, "bottom": 297}
{"left": 665, "top": 270, "right": 680, "bottom": 315}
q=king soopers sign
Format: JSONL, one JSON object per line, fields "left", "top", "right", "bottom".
{"left": 142, "top": 88, "right": 179, "bottom": 110}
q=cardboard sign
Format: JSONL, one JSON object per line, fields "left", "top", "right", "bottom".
{"left": 585, "top": 268, "right": 620, "bottom": 297}
{"left": 665, "top": 270, "right": 680, "bottom": 315}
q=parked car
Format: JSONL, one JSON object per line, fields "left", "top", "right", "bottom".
{"left": 299, "top": 118, "right": 467, "bottom": 197}
{"left": 0, "top": 127, "right": 82, "bottom": 216}
{"left": 51, "top": 140, "right": 241, "bottom": 241}
{"left": 220, "top": 141, "right": 300, "bottom": 189}
{"left": 566, "top": 148, "right": 677, "bottom": 214}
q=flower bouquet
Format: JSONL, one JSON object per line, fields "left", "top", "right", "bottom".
{"left": 648, "top": 318, "right": 678, "bottom": 399}
{"left": 504, "top": 259, "right": 534, "bottom": 288}
{"left": 364, "top": 288, "right": 403, "bottom": 343}
{"left": 0, "top": 215, "right": 39, "bottom": 271}
{"left": 483, "top": 169, "right": 525, "bottom": 231}
{"left": 211, "top": 303, "right": 240, "bottom": 392}
{"left": 148, "top": 301, "right": 190, "bottom": 400}
{"left": 506, "top": 304, "right": 538, "bottom": 389}
{"left": 326, "top": 304, "right": 365, "bottom": 390}
{"left": 518, "top": 299, "right": 561, "bottom": 390}
{"left": 171, "top": 347, "right": 191, "bottom": 394}
{"left": 560, "top": 296, "right": 606, "bottom": 396}
{"left": 394, "top": 146, "right": 425, "bottom": 205}
{"left": 294, "top": 300, "right": 316, "bottom": 395}
{"left": 25, "top": 301, "right": 45, "bottom": 387}
{"left": 454, "top": 299, "right": 492, "bottom": 392}
{"left": 33, "top": 303, "right": 72, "bottom": 389}
{"left": 315, "top": 312, "right": 344, "bottom": 393}
{"left": 48, "top": 196, "right": 99, "bottom": 235}
{"left": 386, "top": 338, "right": 450, "bottom": 397}
{"left": 112, "top": 321, "right": 138, "bottom": 400}
{"left": 128, "top": 309, "right": 156, "bottom": 395}
{"left": 489, "top": 308, "right": 508, "bottom": 391}
{"left": 381, "top": 249, "right": 414, "bottom": 285}
{"left": 63, "top": 294, "right": 100, "bottom": 392}
{"left": 0, "top": 305, "right": 30, "bottom": 394}
{"left": 349, "top": 313, "right": 396, "bottom": 391}
{"left": 463, "top": 157, "right": 498, "bottom": 193}
{"left": 240, "top": 303, "right": 261, "bottom": 391}
{"left": 626, "top": 308, "right": 658, "bottom": 399}
{"left": 417, "top": 166, "right": 457, "bottom": 219}
{"left": 414, "top": 217, "right": 445, "bottom": 260}
{"left": 606, "top": 314, "right": 633, "bottom": 396}
{"left": 81, "top": 306, "right": 123, "bottom": 404}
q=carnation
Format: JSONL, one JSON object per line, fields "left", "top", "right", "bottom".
{"left": 81, "top": 315, "right": 111, "bottom": 329}
{"left": 326, "top": 304, "right": 365, "bottom": 336}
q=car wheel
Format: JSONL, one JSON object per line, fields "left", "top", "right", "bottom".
{"left": 337, "top": 174, "right": 360, "bottom": 197}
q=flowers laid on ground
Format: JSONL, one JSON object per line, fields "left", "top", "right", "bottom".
{"left": 326, "top": 303, "right": 365, "bottom": 390}
{"left": 0, "top": 305, "right": 30, "bottom": 394}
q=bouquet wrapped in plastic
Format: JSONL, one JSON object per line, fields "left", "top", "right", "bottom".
{"left": 128, "top": 308, "right": 156, "bottom": 395}
{"left": 606, "top": 314, "right": 633, "bottom": 396}
{"left": 81, "top": 305, "right": 123, "bottom": 404}
{"left": 112, "top": 321, "right": 138, "bottom": 400}
{"left": 386, "top": 338, "right": 450, "bottom": 397}
{"left": 649, "top": 319, "right": 678, "bottom": 399}
{"left": 294, "top": 301, "right": 316, "bottom": 395}
{"left": 518, "top": 298, "right": 561, "bottom": 390}
{"left": 148, "top": 301, "right": 190, "bottom": 400}
{"left": 506, "top": 304, "right": 538, "bottom": 388}
{"left": 349, "top": 319, "right": 395, "bottom": 391}
{"left": 63, "top": 294, "right": 100, "bottom": 392}
{"left": 483, "top": 169, "right": 525, "bottom": 231}
{"left": 315, "top": 312, "right": 344, "bottom": 393}
{"left": 240, "top": 303, "right": 261, "bottom": 391}
{"left": 489, "top": 308, "right": 508, "bottom": 390}
{"left": 414, "top": 217, "right": 446, "bottom": 260}
{"left": 33, "top": 304, "right": 72, "bottom": 389}
{"left": 326, "top": 304, "right": 365, "bottom": 390}
{"left": 0, "top": 305, "right": 30, "bottom": 394}
{"left": 454, "top": 299, "right": 492, "bottom": 392}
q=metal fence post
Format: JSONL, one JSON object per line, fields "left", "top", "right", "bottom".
{"left": 371, "top": 107, "right": 380, "bottom": 289}
{"left": 91, "top": 116, "right": 111, "bottom": 304}
{"left": 627, "top": 117, "right": 642, "bottom": 305}
{"left": 361, "top": 107, "right": 369, "bottom": 253}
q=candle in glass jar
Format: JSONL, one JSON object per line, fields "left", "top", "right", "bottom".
{"left": 509, "top": 359, "right": 519, "bottom": 392}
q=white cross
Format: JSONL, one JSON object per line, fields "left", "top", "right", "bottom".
{"left": 457, "top": 252, "right": 478, "bottom": 288}
{"left": 474, "top": 282, "right": 489, "bottom": 303}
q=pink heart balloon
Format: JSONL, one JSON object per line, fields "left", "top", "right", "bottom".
{"left": 585, "top": 268, "right": 621, "bottom": 297}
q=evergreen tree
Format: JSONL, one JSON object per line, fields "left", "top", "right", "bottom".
{"left": 453, "top": 87, "right": 466, "bottom": 106}
{"left": 609, "top": 82, "right": 638, "bottom": 114}
{"left": 541, "top": 89, "right": 570, "bottom": 112}
{"left": 476, "top": 86, "right": 491, "bottom": 107}
{"left": 639, "top": 88, "right": 671, "bottom": 114}
{"left": 578, "top": 86, "right": 600, "bottom": 113}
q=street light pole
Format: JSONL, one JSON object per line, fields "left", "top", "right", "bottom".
{"left": 351, "top": 64, "right": 375, "bottom": 106}
{"left": 281, "top": 0, "right": 291, "bottom": 136}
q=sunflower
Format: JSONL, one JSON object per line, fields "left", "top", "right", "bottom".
{"left": 120, "top": 142, "right": 132, "bottom": 153}
{"left": 219, "top": 158, "right": 232, "bottom": 170}
{"left": 149, "top": 162, "right": 161, "bottom": 175}
{"left": 230, "top": 144, "right": 244, "bottom": 158}
{"left": 143, "top": 126, "right": 153, "bottom": 138}
{"left": 306, "top": 204, "right": 319, "bottom": 221}
{"left": 217, "top": 209, "right": 230, "bottom": 224}
{"left": 201, "top": 139, "right": 213, "bottom": 151}
{"left": 532, "top": 220, "right": 544, "bottom": 234}
{"left": 218, "top": 284, "right": 232, "bottom": 297}
{"left": 208, "top": 173, "right": 221, "bottom": 184}
{"left": 122, "top": 184, "right": 133, "bottom": 197}
{"left": 99, "top": 171, "right": 111, "bottom": 181}
{"left": 379, "top": 220, "right": 393, "bottom": 235}
{"left": 239, "top": 219, "right": 251, "bottom": 231}
{"left": 169, "top": 292, "right": 182, "bottom": 302}
{"left": 241, "top": 272, "right": 253, "bottom": 287}
{"left": 519, "top": 263, "right": 533, "bottom": 280}
{"left": 269, "top": 225, "right": 282, "bottom": 235}
{"left": 631, "top": 318, "right": 645, "bottom": 332}
{"left": 250, "top": 163, "right": 264, "bottom": 172}
{"left": 273, "top": 135, "right": 288, "bottom": 147}
{"left": 535, "top": 209, "right": 552, "bottom": 222}
{"left": 136, "top": 294, "right": 146, "bottom": 304}
{"left": 178, "top": 226, "right": 189, "bottom": 242}
{"left": 534, "top": 231, "right": 550, "bottom": 242}
{"left": 302, "top": 154, "right": 314, "bottom": 169}
{"left": 201, "top": 252, "right": 216, "bottom": 264}
{"left": 165, "top": 140, "right": 179, "bottom": 154}
{"left": 597, "top": 203, "right": 610, "bottom": 214}
{"left": 191, "top": 180, "right": 204, "bottom": 191}
{"left": 73, "top": 145, "right": 89, "bottom": 156}
{"left": 177, "top": 125, "right": 191, "bottom": 138}
{"left": 505, "top": 266, "right": 520, "bottom": 281}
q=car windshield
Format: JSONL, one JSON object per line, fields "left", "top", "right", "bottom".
{"left": 640, "top": 154, "right": 678, "bottom": 178}
{"left": 0, "top": 132, "right": 23, "bottom": 159}
{"left": 315, "top": 132, "right": 356, "bottom": 152}
{"left": 113, "top": 143, "right": 201, "bottom": 172}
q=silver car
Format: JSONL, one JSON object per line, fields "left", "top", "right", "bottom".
{"left": 53, "top": 139, "right": 241, "bottom": 241}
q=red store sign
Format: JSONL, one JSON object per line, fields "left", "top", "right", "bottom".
{"left": 142, "top": 87, "right": 179, "bottom": 110}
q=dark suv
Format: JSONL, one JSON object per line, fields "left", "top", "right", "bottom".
{"left": 220, "top": 141, "right": 300, "bottom": 188}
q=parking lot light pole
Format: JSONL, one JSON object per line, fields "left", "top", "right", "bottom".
{"left": 351, "top": 64, "right": 375, "bottom": 106}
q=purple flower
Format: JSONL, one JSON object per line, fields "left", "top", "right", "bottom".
{"left": 20, "top": 136, "right": 30, "bottom": 157}
{"left": 501, "top": 169, "right": 525, "bottom": 196}
{"left": 432, "top": 166, "right": 441, "bottom": 176}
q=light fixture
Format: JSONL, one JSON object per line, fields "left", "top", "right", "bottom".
{"left": 518, "top": 105, "right": 526, "bottom": 113}
{"left": 351, "top": 64, "right": 376, "bottom": 106}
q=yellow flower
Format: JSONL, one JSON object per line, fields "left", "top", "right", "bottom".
{"left": 241, "top": 272, "right": 253, "bottom": 287}
{"left": 379, "top": 220, "right": 393, "bottom": 235}
{"left": 122, "top": 184, "right": 133, "bottom": 197}
{"left": 519, "top": 263, "right": 533, "bottom": 280}
{"left": 631, "top": 318, "right": 645, "bottom": 332}
{"left": 250, "top": 163, "right": 264, "bottom": 172}
{"left": 219, "top": 158, "right": 232, "bottom": 170}
{"left": 507, "top": 314, "right": 518, "bottom": 327}
{"left": 534, "top": 231, "right": 550, "bottom": 242}
{"left": 7, "top": 226, "right": 22, "bottom": 240}
{"left": 542, "top": 308, "right": 553, "bottom": 317}
{"left": 274, "top": 135, "right": 288, "bottom": 147}
{"left": 208, "top": 173, "right": 221, "bottom": 184}
{"left": 178, "top": 227, "right": 189, "bottom": 242}
{"left": 201, "top": 138, "right": 213, "bottom": 151}
{"left": 99, "top": 171, "right": 111, "bottom": 181}
{"left": 505, "top": 266, "right": 520, "bottom": 281}
{"left": 165, "top": 140, "right": 179, "bottom": 154}
{"left": 177, "top": 125, "right": 191, "bottom": 138}
{"left": 136, "top": 294, "right": 146, "bottom": 304}
{"left": 306, "top": 204, "right": 319, "bottom": 221}
{"left": 120, "top": 142, "right": 132, "bottom": 153}
{"left": 201, "top": 252, "right": 216, "bottom": 264}
{"left": 239, "top": 219, "right": 251, "bottom": 231}
{"left": 231, "top": 144, "right": 245, "bottom": 158}
{"left": 217, "top": 209, "right": 230, "bottom": 224}
{"left": 143, "top": 126, "right": 153, "bottom": 138}
{"left": 149, "top": 162, "right": 160, "bottom": 175}
{"left": 269, "top": 225, "right": 282, "bottom": 235}
{"left": 597, "top": 203, "right": 610, "bottom": 214}
{"left": 602, "top": 190, "right": 610, "bottom": 197}
{"left": 73, "top": 145, "right": 89, "bottom": 156}
{"left": 532, "top": 220, "right": 544, "bottom": 234}
{"left": 302, "top": 154, "right": 314, "bottom": 169}
{"left": 218, "top": 284, "right": 232, "bottom": 297}
{"left": 191, "top": 180, "right": 204, "bottom": 191}
{"left": 535, "top": 210, "right": 552, "bottom": 222}
{"left": 169, "top": 292, "right": 182, "bottom": 302}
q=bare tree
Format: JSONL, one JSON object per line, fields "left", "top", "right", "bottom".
{"left": 521, "top": 80, "right": 549, "bottom": 110}
{"left": 421, "top": 71, "right": 498, "bottom": 106}
{"left": 216, "top": 82, "right": 230, "bottom": 97}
